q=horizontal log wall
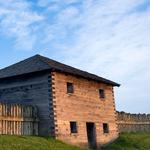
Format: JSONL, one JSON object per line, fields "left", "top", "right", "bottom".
{"left": 0, "top": 103, "right": 38, "bottom": 135}
{"left": 0, "top": 72, "right": 54, "bottom": 136}
{"left": 117, "top": 111, "right": 150, "bottom": 133}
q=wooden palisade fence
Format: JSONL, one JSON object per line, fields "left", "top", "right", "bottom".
{"left": 0, "top": 103, "right": 38, "bottom": 135}
{"left": 117, "top": 111, "right": 150, "bottom": 133}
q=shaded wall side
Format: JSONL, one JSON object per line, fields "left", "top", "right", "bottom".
{"left": 0, "top": 72, "right": 54, "bottom": 136}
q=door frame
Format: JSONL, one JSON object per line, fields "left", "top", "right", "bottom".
{"left": 86, "top": 122, "right": 97, "bottom": 149}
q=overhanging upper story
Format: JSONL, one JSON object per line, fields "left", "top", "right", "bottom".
{"left": 0, "top": 54, "right": 120, "bottom": 87}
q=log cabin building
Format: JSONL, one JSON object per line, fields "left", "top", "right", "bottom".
{"left": 0, "top": 55, "right": 120, "bottom": 148}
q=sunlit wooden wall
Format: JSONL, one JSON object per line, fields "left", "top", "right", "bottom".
{"left": 0, "top": 103, "right": 38, "bottom": 135}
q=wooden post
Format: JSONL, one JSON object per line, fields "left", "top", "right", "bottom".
{"left": 0, "top": 103, "right": 39, "bottom": 136}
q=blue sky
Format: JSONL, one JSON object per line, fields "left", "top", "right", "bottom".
{"left": 0, "top": 0, "right": 150, "bottom": 113}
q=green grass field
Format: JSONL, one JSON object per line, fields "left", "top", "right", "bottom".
{"left": 0, "top": 133, "right": 150, "bottom": 150}
{"left": 0, "top": 135, "right": 86, "bottom": 150}
{"left": 101, "top": 133, "right": 150, "bottom": 150}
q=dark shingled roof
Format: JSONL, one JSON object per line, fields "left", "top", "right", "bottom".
{"left": 0, "top": 54, "right": 120, "bottom": 86}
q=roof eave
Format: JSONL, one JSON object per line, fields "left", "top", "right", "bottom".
{"left": 51, "top": 68, "right": 120, "bottom": 87}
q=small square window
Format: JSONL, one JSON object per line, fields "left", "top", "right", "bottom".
{"left": 103, "top": 123, "right": 109, "bottom": 133}
{"left": 99, "top": 89, "right": 105, "bottom": 98}
{"left": 70, "top": 121, "right": 77, "bottom": 133}
{"left": 67, "top": 82, "right": 74, "bottom": 93}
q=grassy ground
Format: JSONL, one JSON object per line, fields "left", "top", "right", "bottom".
{"left": 0, "top": 135, "right": 86, "bottom": 150}
{"left": 101, "top": 133, "right": 150, "bottom": 150}
{"left": 0, "top": 133, "right": 150, "bottom": 150}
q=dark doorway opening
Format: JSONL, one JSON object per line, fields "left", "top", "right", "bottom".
{"left": 86, "top": 122, "right": 97, "bottom": 149}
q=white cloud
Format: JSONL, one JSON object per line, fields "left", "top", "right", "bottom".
{"left": 0, "top": 0, "right": 149, "bottom": 113}
{"left": 37, "top": 0, "right": 81, "bottom": 7}
{"left": 41, "top": 0, "right": 150, "bottom": 113}
{"left": 0, "top": 0, "right": 43, "bottom": 50}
